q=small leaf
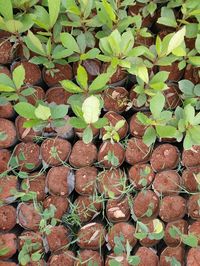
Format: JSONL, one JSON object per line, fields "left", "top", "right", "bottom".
{"left": 167, "top": 26, "right": 186, "bottom": 55}
{"left": 25, "top": 30, "right": 46, "bottom": 56}
{"left": 115, "top": 120, "right": 125, "bottom": 131}
{"left": 60, "top": 80, "right": 83, "bottom": 93}
{"left": 143, "top": 127, "right": 156, "bottom": 146}
{"left": 48, "top": 0, "right": 60, "bottom": 28}
{"left": 178, "top": 79, "right": 194, "bottom": 95}
{"left": 83, "top": 126, "right": 93, "bottom": 144}
{"left": 82, "top": 96, "right": 101, "bottom": 124}
{"left": 69, "top": 117, "right": 86, "bottom": 129}
{"left": 34, "top": 104, "right": 51, "bottom": 120}
{"left": 77, "top": 65, "right": 88, "bottom": 89}
{"left": 60, "top": 32, "right": 80, "bottom": 53}
{"left": 93, "top": 117, "right": 108, "bottom": 129}
{"left": 50, "top": 104, "right": 68, "bottom": 119}
{"left": 0, "top": 0, "right": 13, "bottom": 20}
{"left": 89, "top": 73, "right": 110, "bottom": 92}
{"left": 14, "top": 102, "right": 36, "bottom": 119}
{"left": 12, "top": 65, "right": 25, "bottom": 89}
{"left": 137, "top": 65, "right": 149, "bottom": 84}
{"left": 150, "top": 93, "right": 165, "bottom": 119}
{"left": 182, "top": 234, "right": 198, "bottom": 247}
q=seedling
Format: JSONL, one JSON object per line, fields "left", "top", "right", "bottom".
{"left": 135, "top": 219, "right": 164, "bottom": 241}
{"left": 14, "top": 101, "right": 69, "bottom": 131}
{"left": 165, "top": 256, "right": 181, "bottom": 266}
{"left": 102, "top": 120, "right": 126, "bottom": 143}
{"left": 179, "top": 79, "right": 200, "bottom": 109}
{"left": 169, "top": 225, "right": 199, "bottom": 247}
{"left": 39, "top": 204, "right": 57, "bottom": 235}
{"left": 0, "top": 65, "right": 33, "bottom": 104}
{"left": 137, "top": 92, "right": 178, "bottom": 146}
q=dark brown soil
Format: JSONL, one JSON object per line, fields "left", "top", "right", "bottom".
{"left": 133, "top": 190, "right": 159, "bottom": 221}
{"left": 101, "top": 111, "right": 128, "bottom": 140}
{"left": 0, "top": 118, "right": 16, "bottom": 149}
{"left": 135, "top": 247, "right": 159, "bottom": 266}
{"left": 159, "top": 195, "right": 186, "bottom": 222}
{"left": 184, "top": 65, "right": 200, "bottom": 84}
{"left": 129, "top": 113, "right": 148, "bottom": 138}
{"left": 128, "top": 4, "right": 155, "bottom": 28}
{"left": 103, "top": 87, "right": 129, "bottom": 113}
{"left": 0, "top": 102, "right": 14, "bottom": 119}
{"left": 164, "top": 84, "right": 182, "bottom": 109}
{"left": 160, "top": 61, "right": 184, "bottom": 81}
{"left": 0, "top": 175, "right": 18, "bottom": 204}
{"left": 17, "top": 202, "right": 41, "bottom": 231}
{"left": 106, "top": 196, "right": 130, "bottom": 223}
{"left": 77, "top": 222, "right": 106, "bottom": 249}
{"left": 45, "top": 86, "right": 72, "bottom": 105}
{"left": 11, "top": 61, "right": 42, "bottom": 85}
{"left": 0, "top": 149, "right": 11, "bottom": 173}
{"left": 128, "top": 163, "right": 155, "bottom": 189}
{"left": 43, "top": 195, "right": 69, "bottom": 220}
{"left": 48, "top": 250, "right": 75, "bottom": 266}
{"left": 0, "top": 65, "right": 11, "bottom": 77}
{"left": 47, "top": 166, "right": 74, "bottom": 196}
{"left": 107, "top": 222, "right": 137, "bottom": 250}
{"left": 21, "top": 172, "right": 46, "bottom": 201}
{"left": 0, "top": 205, "right": 16, "bottom": 231}
{"left": 150, "top": 144, "right": 180, "bottom": 172}
{"left": 69, "top": 140, "right": 97, "bottom": 168}
{"left": 42, "top": 64, "right": 73, "bottom": 87}
{"left": 76, "top": 250, "right": 104, "bottom": 266}
{"left": 41, "top": 138, "right": 71, "bottom": 166}
{"left": 20, "top": 86, "right": 45, "bottom": 106}
{"left": 75, "top": 166, "right": 98, "bottom": 195}
{"left": 74, "top": 195, "right": 102, "bottom": 223}
{"left": 15, "top": 116, "right": 42, "bottom": 142}
{"left": 152, "top": 170, "right": 181, "bottom": 195}
{"left": 13, "top": 142, "right": 41, "bottom": 172}
{"left": 73, "top": 59, "right": 101, "bottom": 82}
{"left": 0, "top": 233, "right": 17, "bottom": 259}
{"left": 160, "top": 246, "right": 185, "bottom": 266}
{"left": 0, "top": 39, "right": 13, "bottom": 64}
{"left": 101, "top": 64, "right": 127, "bottom": 85}
{"left": 182, "top": 146, "right": 200, "bottom": 167}
{"left": 187, "top": 247, "right": 200, "bottom": 266}
{"left": 164, "top": 219, "right": 188, "bottom": 247}
{"left": 98, "top": 168, "right": 126, "bottom": 198}
{"left": 188, "top": 194, "right": 200, "bottom": 220}
{"left": 98, "top": 141, "right": 125, "bottom": 168}
{"left": 45, "top": 225, "right": 70, "bottom": 253}
{"left": 125, "top": 137, "right": 152, "bottom": 165}
{"left": 0, "top": 262, "right": 17, "bottom": 266}
{"left": 182, "top": 167, "right": 200, "bottom": 192}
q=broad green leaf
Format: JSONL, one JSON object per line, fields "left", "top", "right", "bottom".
{"left": 156, "top": 125, "right": 177, "bottom": 138}
{"left": 137, "top": 112, "right": 150, "bottom": 125}
{"left": 93, "top": 117, "right": 108, "bottom": 129}
{"left": 24, "top": 30, "right": 46, "bottom": 56}
{"left": 14, "top": 102, "right": 36, "bottom": 119}
{"left": 194, "top": 84, "right": 200, "bottom": 97}
{"left": 82, "top": 96, "right": 101, "bottom": 124}
{"left": 48, "top": 0, "right": 60, "bottom": 28}
{"left": 183, "top": 133, "right": 193, "bottom": 150}
{"left": 102, "top": 0, "right": 116, "bottom": 22}
{"left": 60, "top": 80, "right": 83, "bottom": 93}
{"left": 69, "top": 117, "right": 86, "bottom": 128}
{"left": 178, "top": 79, "right": 194, "bottom": 95}
{"left": 182, "top": 234, "right": 198, "bottom": 247}
{"left": 155, "top": 35, "right": 162, "bottom": 56}
{"left": 77, "top": 65, "right": 88, "bottom": 89}
{"left": 195, "top": 34, "right": 200, "bottom": 54}
{"left": 150, "top": 93, "right": 165, "bottom": 119}
{"left": 50, "top": 104, "right": 68, "bottom": 119}
{"left": 108, "top": 29, "right": 121, "bottom": 56}
{"left": 167, "top": 26, "right": 186, "bottom": 55}
{"left": 89, "top": 73, "right": 110, "bottom": 92}
{"left": 0, "top": 73, "right": 15, "bottom": 92}
{"left": 35, "top": 104, "right": 51, "bottom": 120}
{"left": 83, "top": 126, "right": 93, "bottom": 144}
{"left": 0, "top": 0, "right": 13, "bottom": 20}
{"left": 185, "top": 104, "right": 195, "bottom": 124}
{"left": 13, "top": 65, "right": 25, "bottom": 89}
{"left": 137, "top": 65, "right": 149, "bottom": 84}
{"left": 127, "top": 46, "right": 148, "bottom": 57}
{"left": 60, "top": 32, "right": 80, "bottom": 53}
{"left": 188, "top": 56, "right": 200, "bottom": 66}
{"left": 143, "top": 127, "right": 156, "bottom": 146}
{"left": 150, "top": 71, "right": 169, "bottom": 85}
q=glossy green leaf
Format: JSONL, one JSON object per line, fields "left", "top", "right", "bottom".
{"left": 48, "top": 0, "right": 60, "bottom": 28}
{"left": 60, "top": 80, "right": 83, "bottom": 93}
{"left": 77, "top": 65, "right": 88, "bottom": 89}
{"left": 35, "top": 104, "right": 51, "bottom": 120}
{"left": 13, "top": 65, "right": 25, "bottom": 89}
{"left": 83, "top": 126, "right": 93, "bottom": 144}
{"left": 150, "top": 93, "right": 165, "bottom": 119}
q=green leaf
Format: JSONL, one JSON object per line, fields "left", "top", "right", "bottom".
{"left": 14, "top": 102, "right": 36, "bottom": 119}
{"left": 137, "top": 65, "right": 149, "bottom": 84}
{"left": 167, "top": 26, "right": 186, "bottom": 55}
{"left": 182, "top": 234, "right": 198, "bottom": 247}
{"left": 60, "top": 32, "right": 80, "bottom": 53}
{"left": 0, "top": 74, "right": 15, "bottom": 92}
{"left": 34, "top": 104, "right": 51, "bottom": 120}
{"left": 60, "top": 80, "right": 83, "bottom": 93}
{"left": 150, "top": 93, "right": 165, "bottom": 119}
{"left": 13, "top": 65, "right": 25, "bottom": 89}
{"left": 188, "top": 56, "right": 200, "bottom": 66}
{"left": 178, "top": 79, "right": 194, "bottom": 95}
{"left": 137, "top": 112, "right": 150, "bottom": 125}
{"left": 82, "top": 95, "right": 101, "bottom": 124}
{"left": 50, "top": 104, "right": 68, "bottom": 119}
{"left": 195, "top": 34, "right": 200, "bottom": 54}
{"left": 183, "top": 133, "right": 193, "bottom": 150}
{"left": 156, "top": 125, "right": 177, "bottom": 138}
{"left": 69, "top": 117, "right": 86, "bottom": 128}
{"left": 143, "top": 127, "right": 156, "bottom": 146}
{"left": 0, "top": 0, "right": 13, "bottom": 20}
{"left": 24, "top": 30, "right": 46, "bottom": 56}
{"left": 156, "top": 35, "right": 162, "bottom": 56}
{"left": 194, "top": 85, "right": 200, "bottom": 97}
{"left": 83, "top": 126, "right": 93, "bottom": 144}
{"left": 48, "top": 0, "right": 60, "bottom": 28}
{"left": 150, "top": 71, "right": 169, "bottom": 85}
{"left": 185, "top": 104, "right": 195, "bottom": 124}
{"left": 102, "top": 0, "right": 116, "bottom": 22}
{"left": 115, "top": 120, "right": 125, "bottom": 131}
{"left": 31, "top": 252, "right": 41, "bottom": 262}
{"left": 89, "top": 73, "right": 110, "bottom": 92}
{"left": 77, "top": 65, "right": 88, "bottom": 89}
{"left": 128, "top": 255, "right": 141, "bottom": 265}
{"left": 93, "top": 117, "right": 108, "bottom": 129}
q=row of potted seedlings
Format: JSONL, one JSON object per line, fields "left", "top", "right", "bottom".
{"left": 0, "top": 0, "right": 200, "bottom": 265}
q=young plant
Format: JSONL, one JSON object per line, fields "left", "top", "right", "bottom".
{"left": 69, "top": 95, "right": 107, "bottom": 144}
{"left": 169, "top": 225, "right": 199, "bottom": 248}
{"left": 18, "top": 239, "right": 43, "bottom": 266}
{"left": 0, "top": 65, "right": 31, "bottom": 104}
{"left": 179, "top": 79, "right": 200, "bottom": 109}
{"left": 135, "top": 219, "right": 164, "bottom": 241}
{"left": 102, "top": 120, "right": 126, "bottom": 143}
{"left": 39, "top": 204, "right": 57, "bottom": 234}
{"left": 14, "top": 101, "right": 69, "bottom": 131}
{"left": 136, "top": 92, "right": 178, "bottom": 146}
{"left": 24, "top": 32, "right": 71, "bottom": 75}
